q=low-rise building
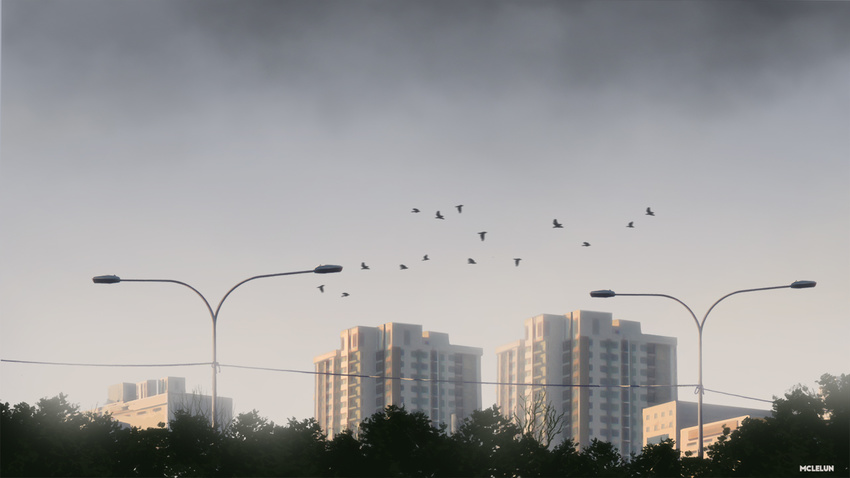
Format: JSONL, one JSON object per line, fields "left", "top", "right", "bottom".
{"left": 642, "top": 400, "right": 771, "bottom": 453}
{"left": 93, "top": 376, "right": 233, "bottom": 429}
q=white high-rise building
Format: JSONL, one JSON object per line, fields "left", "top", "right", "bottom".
{"left": 496, "top": 311, "right": 678, "bottom": 456}
{"left": 314, "top": 322, "right": 483, "bottom": 437}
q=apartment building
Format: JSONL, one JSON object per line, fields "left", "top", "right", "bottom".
{"left": 314, "top": 322, "right": 483, "bottom": 437}
{"left": 496, "top": 311, "right": 677, "bottom": 456}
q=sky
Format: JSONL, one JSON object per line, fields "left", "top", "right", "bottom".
{"left": 1, "top": 1, "right": 848, "bottom": 427}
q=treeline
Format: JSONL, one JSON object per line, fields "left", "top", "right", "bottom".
{"left": 1, "top": 373, "right": 846, "bottom": 477}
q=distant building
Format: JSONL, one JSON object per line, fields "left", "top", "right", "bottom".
{"left": 643, "top": 400, "right": 771, "bottom": 453}
{"left": 314, "top": 322, "right": 483, "bottom": 437}
{"left": 93, "top": 377, "right": 233, "bottom": 429}
{"left": 496, "top": 311, "right": 678, "bottom": 456}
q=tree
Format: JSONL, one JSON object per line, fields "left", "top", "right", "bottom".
{"left": 513, "top": 388, "right": 566, "bottom": 448}
{"left": 326, "top": 429, "right": 368, "bottom": 477}
{"left": 270, "top": 417, "right": 328, "bottom": 477}
{"left": 450, "top": 406, "right": 523, "bottom": 477}
{"left": 1, "top": 394, "right": 133, "bottom": 477}
{"left": 358, "top": 405, "right": 452, "bottom": 477}
{"left": 220, "top": 410, "right": 277, "bottom": 476}
{"left": 627, "top": 439, "right": 682, "bottom": 477}
{"left": 162, "top": 410, "right": 223, "bottom": 477}
{"left": 707, "top": 373, "right": 849, "bottom": 477}
{"left": 577, "top": 439, "right": 626, "bottom": 477}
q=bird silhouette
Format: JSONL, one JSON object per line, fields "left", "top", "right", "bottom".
{"left": 317, "top": 285, "right": 325, "bottom": 293}
{"left": 411, "top": 208, "right": 420, "bottom": 213}
{"left": 627, "top": 221, "right": 635, "bottom": 228}
{"left": 422, "top": 254, "right": 430, "bottom": 261}
{"left": 478, "top": 231, "right": 487, "bottom": 241}
{"left": 513, "top": 258, "right": 522, "bottom": 267}
{"left": 582, "top": 242, "right": 591, "bottom": 247}
{"left": 456, "top": 205, "right": 464, "bottom": 213}
{"left": 400, "top": 264, "right": 409, "bottom": 270}
{"left": 646, "top": 207, "right": 655, "bottom": 216}
{"left": 468, "top": 258, "right": 477, "bottom": 264}
{"left": 360, "top": 262, "right": 370, "bottom": 270}
{"left": 341, "top": 292, "right": 349, "bottom": 297}
{"left": 553, "top": 219, "right": 564, "bottom": 228}
{"left": 435, "top": 211, "right": 445, "bottom": 220}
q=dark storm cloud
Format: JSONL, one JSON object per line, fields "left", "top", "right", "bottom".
{"left": 3, "top": 0, "right": 847, "bottom": 144}
{"left": 170, "top": 1, "right": 849, "bottom": 103}
{"left": 7, "top": 1, "right": 847, "bottom": 105}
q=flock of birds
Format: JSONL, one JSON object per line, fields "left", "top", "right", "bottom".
{"left": 317, "top": 205, "right": 657, "bottom": 297}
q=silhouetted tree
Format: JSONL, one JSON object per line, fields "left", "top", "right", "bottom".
{"left": 220, "top": 410, "right": 277, "bottom": 477}
{"left": 706, "top": 373, "right": 849, "bottom": 477}
{"left": 578, "top": 438, "right": 626, "bottom": 477}
{"left": 451, "top": 406, "right": 523, "bottom": 477}
{"left": 513, "top": 389, "right": 566, "bottom": 448}
{"left": 1, "top": 394, "right": 132, "bottom": 477}
{"left": 627, "top": 439, "right": 682, "bottom": 477}
{"left": 358, "top": 405, "right": 452, "bottom": 477}
{"left": 326, "top": 429, "right": 368, "bottom": 477}
{"left": 162, "top": 410, "right": 222, "bottom": 477}
{"left": 272, "top": 417, "right": 328, "bottom": 477}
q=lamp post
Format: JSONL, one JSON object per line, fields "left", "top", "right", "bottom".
{"left": 93, "top": 264, "right": 343, "bottom": 428}
{"left": 589, "top": 280, "right": 815, "bottom": 459}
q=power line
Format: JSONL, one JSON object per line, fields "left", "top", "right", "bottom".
{"left": 0, "top": 359, "right": 210, "bottom": 368}
{"left": 219, "top": 363, "right": 695, "bottom": 389}
{"left": 704, "top": 387, "right": 774, "bottom": 404}
{"left": 3, "top": 358, "right": 774, "bottom": 403}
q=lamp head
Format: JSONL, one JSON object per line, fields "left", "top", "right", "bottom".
{"left": 92, "top": 275, "right": 121, "bottom": 284}
{"left": 790, "top": 280, "right": 817, "bottom": 289}
{"left": 314, "top": 264, "right": 343, "bottom": 274}
{"left": 590, "top": 289, "right": 616, "bottom": 298}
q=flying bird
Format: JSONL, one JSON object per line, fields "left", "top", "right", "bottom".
{"left": 360, "top": 262, "right": 370, "bottom": 270}
{"left": 646, "top": 207, "right": 655, "bottom": 216}
{"left": 478, "top": 231, "right": 487, "bottom": 241}
{"left": 411, "top": 208, "right": 420, "bottom": 213}
{"left": 400, "top": 264, "right": 409, "bottom": 270}
{"left": 582, "top": 242, "right": 591, "bottom": 247}
{"left": 456, "top": 205, "right": 464, "bottom": 213}
{"left": 435, "top": 211, "right": 445, "bottom": 220}
{"left": 468, "top": 258, "right": 477, "bottom": 264}
{"left": 341, "top": 292, "right": 349, "bottom": 297}
{"left": 317, "top": 285, "right": 325, "bottom": 293}
{"left": 513, "top": 258, "right": 522, "bottom": 267}
{"left": 422, "top": 254, "right": 430, "bottom": 261}
{"left": 627, "top": 221, "right": 634, "bottom": 228}
{"left": 553, "top": 219, "right": 564, "bottom": 228}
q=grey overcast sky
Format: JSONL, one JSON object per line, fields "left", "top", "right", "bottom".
{"left": 2, "top": 1, "right": 848, "bottom": 426}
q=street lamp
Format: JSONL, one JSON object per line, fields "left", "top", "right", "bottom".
{"left": 92, "top": 264, "right": 343, "bottom": 428}
{"left": 589, "top": 280, "right": 816, "bottom": 459}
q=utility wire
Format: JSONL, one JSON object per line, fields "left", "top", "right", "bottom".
{"left": 0, "top": 359, "right": 209, "bottom": 368}
{"left": 220, "top": 363, "right": 696, "bottom": 389}
{"left": 3, "top": 358, "right": 773, "bottom": 403}
{"left": 704, "top": 387, "right": 774, "bottom": 404}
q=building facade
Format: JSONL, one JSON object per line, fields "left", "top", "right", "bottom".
{"left": 643, "top": 400, "right": 771, "bottom": 453}
{"left": 496, "top": 311, "right": 678, "bottom": 456}
{"left": 93, "top": 376, "right": 233, "bottom": 430}
{"left": 314, "top": 322, "right": 483, "bottom": 437}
